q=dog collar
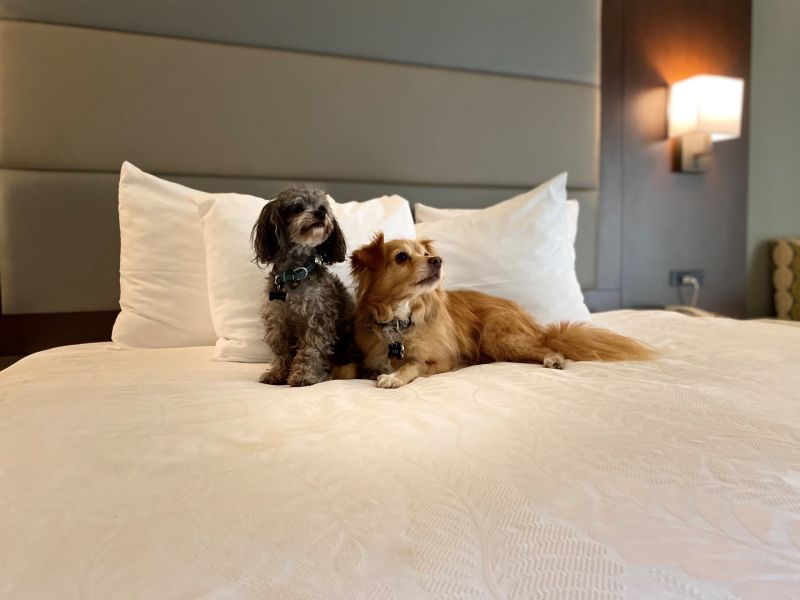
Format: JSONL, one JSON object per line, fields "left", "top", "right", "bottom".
{"left": 269, "top": 259, "right": 318, "bottom": 301}
{"left": 376, "top": 317, "right": 413, "bottom": 332}
{"left": 274, "top": 260, "right": 318, "bottom": 286}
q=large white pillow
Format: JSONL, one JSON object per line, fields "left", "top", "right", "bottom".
{"left": 112, "top": 162, "right": 217, "bottom": 348}
{"left": 415, "top": 199, "right": 581, "bottom": 247}
{"left": 195, "top": 193, "right": 416, "bottom": 362}
{"left": 414, "top": 173, "right": 590, "bottom": 324}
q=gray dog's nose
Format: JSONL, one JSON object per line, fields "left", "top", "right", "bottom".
{"left": 314, "top": 208, "right": 326, "bottom": 220}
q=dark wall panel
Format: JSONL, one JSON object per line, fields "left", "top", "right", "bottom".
{"left": 0, "top": 310, "right": 117, "bottom": 357}
{"left": 597, "top": 0, "right": 624, "bottom": 294}
{"left": 603, "top": 0, "right": 752, "bottom": 317}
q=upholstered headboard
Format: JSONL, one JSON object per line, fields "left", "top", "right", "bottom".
{"left": 0, "top": 2, "right": 602, "bottom": 322}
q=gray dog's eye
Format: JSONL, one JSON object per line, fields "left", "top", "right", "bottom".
{"left": 292, "top": 204, "right": 304, "bottom": 214}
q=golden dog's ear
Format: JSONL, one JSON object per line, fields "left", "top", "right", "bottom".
{"left": 419, "top": 238, "right": 436, "bottom": 255}
{"left": 350, "top": 232, "right": 385, "bottom": 277}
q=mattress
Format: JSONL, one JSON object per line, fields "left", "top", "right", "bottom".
{"left": 1, "top": 310, "right": 799, "bottom": 599}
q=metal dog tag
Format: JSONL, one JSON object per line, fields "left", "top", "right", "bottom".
{"left": 388, "top": 341, "right": 404, "bottom": 360}
{"left": 269, "top": 290, "right": 287, "bottom": 301}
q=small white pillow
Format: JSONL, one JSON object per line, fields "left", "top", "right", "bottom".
{"left": 195, "top": 193, "right": 416, "bottom": 362}
{"left": 414, "top": 173, "right": 589, "bottom": 324}
{"left": 112, "top": 162, "right": 217, "bottom": 348}
{"left": 194, "top": 193, "right": 269, "bottom": 362}
{"left": 415, "top": 199, "right": 581, "bottom": 247}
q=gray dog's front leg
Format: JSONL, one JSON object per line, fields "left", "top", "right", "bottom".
{"left": 287, "top": 326, "right": 335, "bottom": 387}
{"left": 260, "top": 318, "right": 293, "bottom": 385}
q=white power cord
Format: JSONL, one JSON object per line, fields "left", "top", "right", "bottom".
{"left": 680, "top": 275, "right": 701, "bottom": 308}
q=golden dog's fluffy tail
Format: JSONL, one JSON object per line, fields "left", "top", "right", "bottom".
{"left": 543, "top": 322, "right": 657, "bottom": 362}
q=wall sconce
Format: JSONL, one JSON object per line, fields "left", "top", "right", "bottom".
{"left": 668, "top": 74, "right": 744, "bottom": 173}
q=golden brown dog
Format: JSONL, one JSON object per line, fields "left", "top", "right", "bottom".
{"left": 351, "top": 234, "right": 655, "bottom": 388}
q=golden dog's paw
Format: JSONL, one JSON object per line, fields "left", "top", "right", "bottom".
{"left": 543, "top": 353, "right": 565, "bottom": 370}
{"left": 376, "top": 373, "right": 403, "bottom": 389}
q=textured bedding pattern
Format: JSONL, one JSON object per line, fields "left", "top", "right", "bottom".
{"left": 1, "top": 311, "right": 800, "bottom": 599}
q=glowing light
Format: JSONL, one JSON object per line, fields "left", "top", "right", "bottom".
{"left": 668, "top": 75, "right": 744, "bottom": 141}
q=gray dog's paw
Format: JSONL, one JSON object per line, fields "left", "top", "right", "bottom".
{"left": 259, "top": 368, "right": 289, "bottom": 385}
{"left": 287, "top": 369, "right": 327, "bottom": 387}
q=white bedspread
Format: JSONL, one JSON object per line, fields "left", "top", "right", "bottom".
{"left": 2, "top": 311, "right": 800, "bottom": 599}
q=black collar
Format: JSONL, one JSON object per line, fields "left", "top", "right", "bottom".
{"left": 274, "top": 258, "right": 318, "bottom": 287}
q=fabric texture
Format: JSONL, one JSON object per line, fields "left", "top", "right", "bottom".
{"left": 195, "top": 193, "right": 416, "bottom": 362}
{"left": 771, "top": 238, "right": 800, "bottom": 320}
{"left": 2, "top": 311, "right": 800, "bottom": 598}
{"left": 112, "top": 162, "right": 217, "bottom": 348}
{"left": 415, "top": 173, "right": 589, "bottom": 324}
{"left": 415, "top": 198, "right": 581, "bottom": 248}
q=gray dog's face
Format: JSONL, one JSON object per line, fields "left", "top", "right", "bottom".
{"left": 279, "top": 187, "right": 335, "bottom": 248}
{"left": 252, "top": 184, "right": 347, "bottom": 266}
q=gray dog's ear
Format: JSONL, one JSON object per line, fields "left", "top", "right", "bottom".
{"left": 251, "top": 200, "right": 287, "bottom": 265}
{"left": 317, "top": 215, "right": 347, "bottom": 265}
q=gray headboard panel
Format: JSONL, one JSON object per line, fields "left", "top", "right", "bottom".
{"left": 0, "top": 20, "right": 598, "bottom": 187}
{"left": 0, "top": 0, "right": 599, "bottom": 84}
{"left": 0, "top": 4, "right": 601, "bottom": 316}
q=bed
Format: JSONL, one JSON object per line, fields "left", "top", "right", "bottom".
{"left": 3, "top": 310, "right": 800, "bottom": 598}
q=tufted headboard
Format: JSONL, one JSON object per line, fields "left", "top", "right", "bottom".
{"left": 0, "top": 1, "right": 603, "bottom": 335}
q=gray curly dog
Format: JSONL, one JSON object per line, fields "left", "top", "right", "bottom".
{"left": 251, "top": 185, "right": 358, "bottom": 386}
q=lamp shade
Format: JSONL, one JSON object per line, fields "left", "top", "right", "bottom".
{"left": 668, "top": 75, "right": 744, "bottom": 141}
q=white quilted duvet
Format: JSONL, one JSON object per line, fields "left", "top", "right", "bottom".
{"left": 2, "top": 310, "right": 800, "bottom": 599}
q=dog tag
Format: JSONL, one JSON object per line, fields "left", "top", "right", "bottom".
{"left": 269, "top": 290, "right": 287, "bottom": 301}
{"left": 388, "top": 341, "right": 404, "bottom": 360}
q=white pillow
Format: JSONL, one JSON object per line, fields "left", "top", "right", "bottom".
{"left": 112, "top": 162, "right": 217, "bottom": 348}
{"left": 414, "top": 173, "right": 589, "bottom": 324}
{"left": 195, "top": 193, "right": 416, "bottom": 362}
{"left": 415, "top": 199, "right": 581, "bottom": 247}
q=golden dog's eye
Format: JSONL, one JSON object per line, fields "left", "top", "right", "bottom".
{"left": 424, "top": 252, "right": 430, "bottom": 257}
{"left": 395, "top": 252, "right": 409, "bottom": 264}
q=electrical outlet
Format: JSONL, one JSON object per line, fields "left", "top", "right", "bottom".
{"left": 669, "top": 269, "right": 704, "bottom": 286}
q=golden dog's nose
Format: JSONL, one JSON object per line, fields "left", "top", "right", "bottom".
{"left": 428, "top": 256, "right": 442, "bottom": 267}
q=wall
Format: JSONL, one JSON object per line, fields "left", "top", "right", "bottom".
{"left": 602, "top": 0, "right": 752, "bottom": 317}
{"left": 746, "top": 0, "right": 800, "bottom": 317}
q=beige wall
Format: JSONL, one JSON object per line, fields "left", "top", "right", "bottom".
{"left": 747, "top": 0, "right": 800, "bottom": 317}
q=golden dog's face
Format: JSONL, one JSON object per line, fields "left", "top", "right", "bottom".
{"left": 350, "top": 234, "right": 443, "bottom": 308}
